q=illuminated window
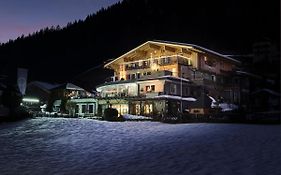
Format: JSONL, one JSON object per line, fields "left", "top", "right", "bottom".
{"left": 211, "top": 75, "right": 216, "bottom": 82}
{"left": 204, "top": 56, "right": 207, "bottom": 62}
{"left": 143, "top": 61, "right": 148, "bottom": 67}
{"left": 187, "top": 58, "right": 192, "bottom": 65}
{"left": 145, "top": 85, "right": 155, "bottom": 92}
{"left": 145, "top": 85, "right": 151, "bottom": 92}
{"left": 135, "top": 104, "right": 141, "bottom": 115}
{"left": 165, "top": 57, "right": 170, "bottom": 64}
{"left": 144, "top": 104, "right": 153, "bottom": 114}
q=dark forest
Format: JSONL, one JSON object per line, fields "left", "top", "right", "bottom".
{"left": 0, "top": 0, "right": 279, "bottom": 90}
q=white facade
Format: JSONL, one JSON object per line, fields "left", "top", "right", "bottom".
{"left": 70, "top": 98, "right": 98, "bottom": 117}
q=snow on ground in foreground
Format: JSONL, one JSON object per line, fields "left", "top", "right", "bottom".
{"left": 0, "top": 118, "right": 280, "bottom": 175}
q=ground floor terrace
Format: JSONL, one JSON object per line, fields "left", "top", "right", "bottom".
{"left": 98, "top": 96, "right": 196, "bottom": 118}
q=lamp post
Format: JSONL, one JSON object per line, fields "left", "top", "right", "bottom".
{"left": 180, "top": 66, "right": 183, "bottom": 113}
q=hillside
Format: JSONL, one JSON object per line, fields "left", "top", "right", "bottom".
{"left": 0, "top": 0, "right": 279, "bottom": 90}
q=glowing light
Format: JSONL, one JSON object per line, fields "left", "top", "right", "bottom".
{"left": 151, "top": 63, "right": 160, "bottom": 71}
{"left": 204, "top": 56, "right": 207, "bottom": 62}
{"left": 22, "top": 98, "right": 39, "bottom": 103}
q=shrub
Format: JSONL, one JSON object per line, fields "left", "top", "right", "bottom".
{"left": 103, "top": 108, "right": 119, "bottom": 121}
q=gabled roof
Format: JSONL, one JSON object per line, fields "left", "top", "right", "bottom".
{"left": 154, "top": 40, "right": 240, "bottom": 63}
{"left": 52, "top": 83, "right": 85, "bottom": 91}
{"left": 104, "top": 40, "right": 240, "bottom": 68}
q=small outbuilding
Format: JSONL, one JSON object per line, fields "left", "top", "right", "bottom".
{"left": 189, "top": 93, "right": 213, "bottom": 115}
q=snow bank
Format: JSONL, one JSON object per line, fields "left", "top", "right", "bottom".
{"left": 219, "top": 103, "right": 238, "bottom": 112}
{"left": 122, "top": 114, "right": 153, "bottom": 120}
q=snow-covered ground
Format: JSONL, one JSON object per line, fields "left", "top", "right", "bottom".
{"left": 122, "top": 114, "right": 153, "bottom": 120}
{"left": 0, "top": 118, "right": 280, "bottom": 175}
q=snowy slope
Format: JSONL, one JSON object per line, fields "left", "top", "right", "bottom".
{"left": 0, "top": 118, "right": 280, "bottom": 175}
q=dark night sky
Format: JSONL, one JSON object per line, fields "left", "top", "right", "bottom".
{"left": 0, "top": 0, "right": 120, "bottom": 43}
{"left": 0, "top": 0, "right": 279, "bottom": 85}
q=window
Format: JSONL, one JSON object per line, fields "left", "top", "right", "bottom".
{"left": 145, "top": 85, "right": 155, "bottom": 92}
{"left": 151, "top": 85, "right": 155, "bottom": 92}
{"left": 131, "top": 74, "right": 136, "bottom": 79}
{"left": 75, "top": 105, "right": 79, "bottom": 113}
{"left": 146, "top": 85, "right": 151, "bottom": 92}
{"left": 147, "top": 72, "right": 151, "bottom": 75}
{"left": 170, "top": 84, "right": 177, "bottom": 94}
{"left": 144, "top": 104, "right": 153, "bottom": 114}
{"left": 88, "top": 105, "right": 93, "bottom": 113}
{"left": 185, "top": 87, "right": 190, "bottom": 96}
{"left": 161, "top": 58, "right": 165, "bottom": 64}
{"left": 211, "top": 75, "right": 216, "bottom": 82}
{"left": 135, "top": 104, "right": 141, "bottom": 115}
{"left": 137, "top": 73, "right": 141, "bottom": 79}
{"left": 82, "top": 105, "right": 87, "bottom": 113}
{"left": 143, "top": 61, "right": 148, "bottom": 67}
{"left": 164, "top": 57, "right": 170, "bottom": 64}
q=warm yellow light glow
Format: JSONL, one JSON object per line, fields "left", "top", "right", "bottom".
{"left": 204, "top": 56, "right": 207, "bottom": 62}
{"left": 151, "top": 63, "right": 160, "bottom": 71}
{"left": 187, "top": 58, "right": 191, "bottom": 65}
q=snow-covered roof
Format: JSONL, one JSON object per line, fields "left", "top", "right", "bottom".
{"left": 154, "top": 95, "right": 197, "bottom": 101}
{"left": 153, "top": 40, "right": 241, "bottom": 64}
{"left": 208, "top": 95, "right": 217, "bottom": 108}
{"left": 54, "top": 83, "right": 85, "bottom": 91}
{"left": 65, "top": 83, "right": 85, "bottom": 91}
{"left": 157, "top": 75, "right": 190, "bottom": 83}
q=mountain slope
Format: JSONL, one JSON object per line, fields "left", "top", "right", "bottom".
{"left": 0, "top": 0, "right": 279, "bottom": 88}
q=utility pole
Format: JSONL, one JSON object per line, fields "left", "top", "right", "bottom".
{"left": 180, "top": 66, "right": 183, "bottom": 113}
